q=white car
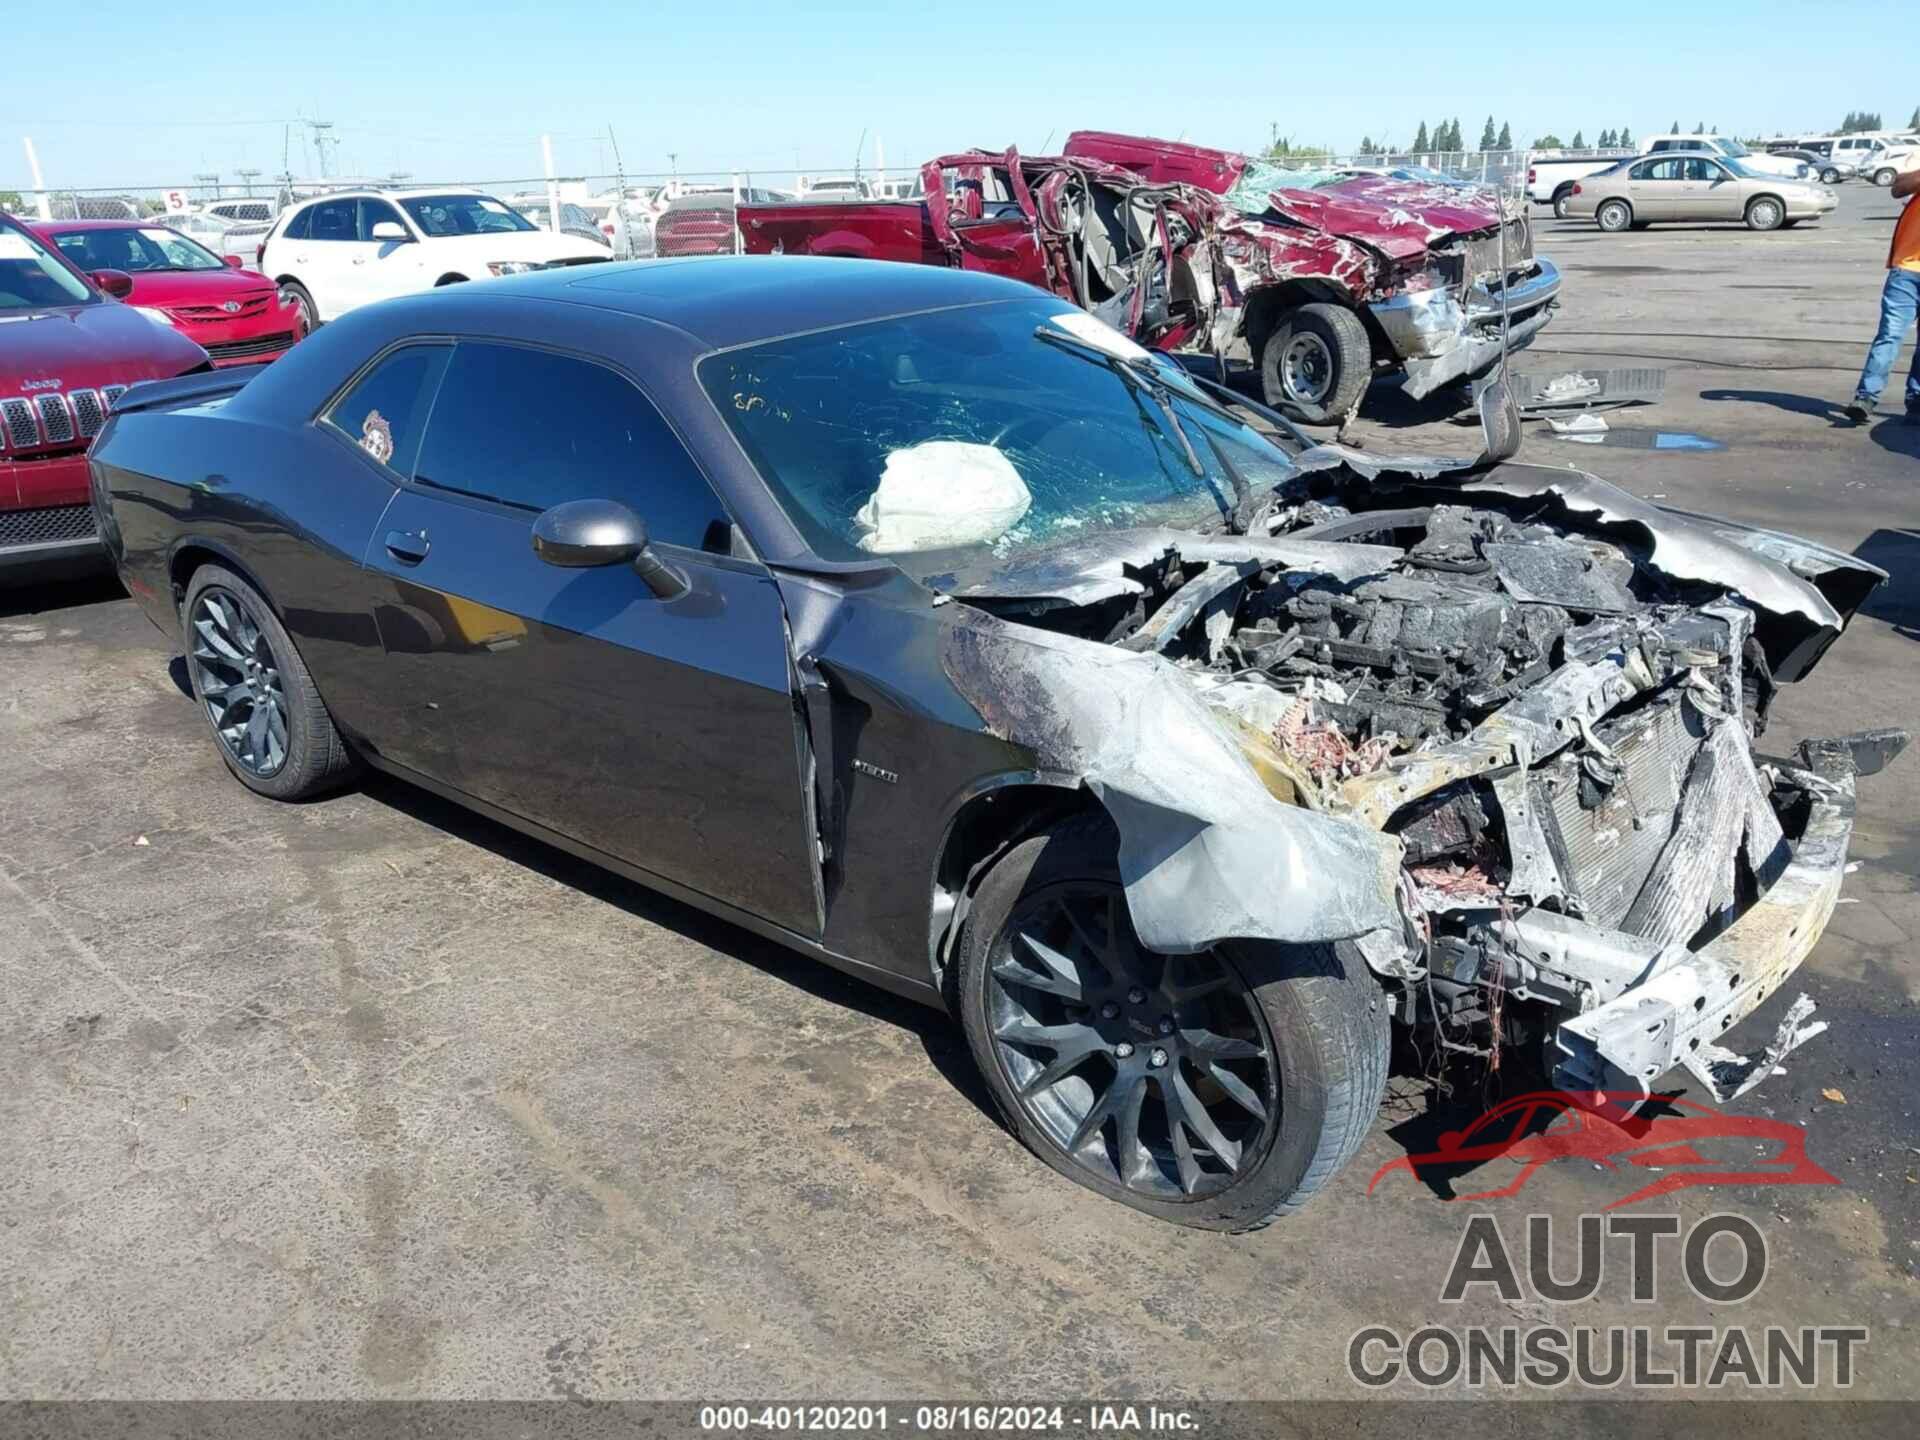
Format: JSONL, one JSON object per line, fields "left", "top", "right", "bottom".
{"left": 1646, "top": 135, "right": 1808, "bottom": 181}
{"left": 257, "top": 188, "right": 608, "bottom": 327}
{"left": 800, "top": 176, "right": 875, "bottom": 200}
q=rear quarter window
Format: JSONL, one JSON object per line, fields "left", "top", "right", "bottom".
{"left": 323, "top": 345, "right": 451, "bottom": 477}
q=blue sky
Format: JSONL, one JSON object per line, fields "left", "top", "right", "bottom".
{"left": 8, "top": 0, "right": 1914, "bottom": 191}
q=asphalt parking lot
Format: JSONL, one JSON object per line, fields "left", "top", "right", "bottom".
{"left": 2, "top": 184, "right": 1915, "bottom": 1407}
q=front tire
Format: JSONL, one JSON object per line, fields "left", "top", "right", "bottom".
{"left": 1258, "top": 302, "right": 1371, "bottom": 425}
{"left": 1820, "top": 167, "right": 1840, "bottom": 185}
{"left": 280, "top": 280, "right": 317, "bottom": 332}
{"left": 956, "top": 817, "right": 1389, "bottom": 1231}
{"left": 1745, "top": 196, "right": 1785, "bottom": 231}
{"left": 1595, "top": 199, "right": 1633, "bottom": 232}
{"left": 1551, "top": 187, "right": 1574, "bottom": 220}
{"left": 182, "top": 565, "right": 358, "bottom": 801}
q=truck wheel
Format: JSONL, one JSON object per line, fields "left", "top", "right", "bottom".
{"left": 956, "top": 815, "right": 1390, "bottom": 1231}
{"left": 182, "top": 565, "right": 358, "bottom": 801}
{"left": 1745, "top": 196, "right": 1785, "bottom": 231}
{"left": 1595, "top": 199, "right": 1633, "bottom": 232}
{"left": 1259, "top": 303, "right": 1371, "bottom": 424}
{"left": 1552, "top": 186, "right": 1575, "bottom": 219}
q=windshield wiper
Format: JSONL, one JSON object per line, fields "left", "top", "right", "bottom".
{"left": 1033, "top": 325, "right": 1207, "bottom": 481}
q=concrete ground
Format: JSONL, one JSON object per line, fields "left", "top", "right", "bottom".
{"left": 1, "top": 184, "right": 1915, "bottom": 1406}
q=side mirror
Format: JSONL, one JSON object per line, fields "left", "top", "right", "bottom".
{"left": 369, "top": 221, "right": 409, "bottom": 242}
{"left": 530, "top": 498, "right": 689, "bottom": 600}
{"left": 92, "top": 269, "right": 135, "bottom": 299}
{"left": 223, "top": 254, "right": 245, "bottom": 268}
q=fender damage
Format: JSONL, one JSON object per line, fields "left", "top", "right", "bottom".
{"left": 934, "top": 443, "right": 1900, "bottom": 1104}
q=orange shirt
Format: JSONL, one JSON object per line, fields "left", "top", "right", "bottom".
{"left": 1892, "top": 192, "right": 1920, "bottom": 271}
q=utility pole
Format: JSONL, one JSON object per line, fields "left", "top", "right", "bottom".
{"left": 194, "top": 171, "right": 221, "bottom": 201}
{"left": 236, "top": 166, "right": 261, "bottom": 197}
{"left": 541, "top": 135, "right": 561, "bottom": 234}
{"left": 23, "top": 137, "right": 51, "bottom": 221}
{"left": 307, "top": 119, "right": 336, "bottom": 178}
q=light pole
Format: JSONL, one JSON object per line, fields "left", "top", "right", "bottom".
{"left": 236, "top": 167, "right": 261, "bottom": 197}
{"left": 194, "top": 171, "right": 221, "bottom": 201}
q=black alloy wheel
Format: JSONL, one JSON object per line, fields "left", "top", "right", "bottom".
{"left": 984, "top": 880, "right": 1278, "bottom": 1201}
{"left": 188, "top": 585, "right": 289, "bottom": 778}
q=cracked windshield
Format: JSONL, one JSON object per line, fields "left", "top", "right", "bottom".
{"left": 699, "top": 299, "right": 1299, "bottom": 571}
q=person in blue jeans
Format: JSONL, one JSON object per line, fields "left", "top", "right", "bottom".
{"left": 1846, "top": 166, "right": 1920, "bottom": 423}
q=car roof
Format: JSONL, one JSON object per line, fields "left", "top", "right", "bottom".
{"left": 27, "top": 218, "right": 160, "bottom": 232}
{"left": 447, "top": 255, "right": 1055, "bottom": 350}
{"left": 292, "top": 188, "right": 496, "bottom": 205}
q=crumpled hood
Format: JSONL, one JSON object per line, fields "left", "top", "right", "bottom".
{"left": 1263, "top": 179, "right": 1506, "bottom": 262}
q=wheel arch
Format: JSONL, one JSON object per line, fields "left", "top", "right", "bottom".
{"left": 926, "top": 775, "right": 1100, "bottom": 997}
{"left": 1745, "top": 192, "right": 1788, "bottom": 220}
{"left": 168, "top": 539, "right": 278, "bottom": 629}
{"left": 1240, "top": 278, "right": 1361, "bottom": 360}
{"left": 433, "top": 272, "right": 469, "bottom": 286}
{"left": 1551, "top": 180, "right": 1577, "bottom": 201}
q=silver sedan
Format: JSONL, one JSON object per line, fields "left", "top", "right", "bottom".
{"left": 1565, "top": 152, "right": 1837, "bottom": 232}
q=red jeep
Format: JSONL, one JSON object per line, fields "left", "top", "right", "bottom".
{"left": 738, "top": 132, "right": 1559, "bottom": 423}
{"left": 1, "top": 212, "right": 208, "bottom": 582}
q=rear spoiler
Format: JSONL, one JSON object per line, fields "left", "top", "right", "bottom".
{"left": 110, "top": 364, "right": 268, "bottom": 416}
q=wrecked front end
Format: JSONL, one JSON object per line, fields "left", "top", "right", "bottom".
{"left": 1224, "top": 172, "right": 1561, "bottom": 399}
{"left": 1367, "top": 212, "right": 1561, "bottom": 398}
{"left": 946, "top": 454, "right": 1897, "bottom": 1109}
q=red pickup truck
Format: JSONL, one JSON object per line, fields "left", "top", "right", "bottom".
{"left": 738, "top": 131, "right": 1560, "bottom": 423}
{"left": 2, "top": 212, "right": 208, "bottom": 581}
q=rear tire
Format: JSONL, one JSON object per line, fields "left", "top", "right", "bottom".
{"left": 1745, "top": 196, "right": 1785, "bottom": 231}
{"left": 1873, "top": 167, "right": 1897, "bottom": 188}
{"left": 182, "top": 565, "right": 358, "bottom": 801}
{"left": 956, "top": 815, "right": 1390, "bottom": 1231}
{"left": 1820, "top": 167, "right": 1840, "bottom": 185}
{"left": 1259, "top": 302, "right": 1371, "bottom": 425}
{"left": 1595, "top": 199, "right": 1633, "bottom": 232}
{"left": 1551, "top": 187, "right": 1575, "bottom": 220}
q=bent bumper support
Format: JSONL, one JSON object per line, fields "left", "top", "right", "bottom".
{"left": 1550, "top": 731, "right": 1905, "bottom": 1104}
{"left": 1372, "top": 258, "right": 1562, "bottom": 399}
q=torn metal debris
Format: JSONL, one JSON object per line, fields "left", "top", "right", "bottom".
{"left": 938, "top": 431, "right": 1900, "bottom": 1110}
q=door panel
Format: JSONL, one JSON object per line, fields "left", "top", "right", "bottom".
{"left": 363, "top": 486, "right": 822, "bottom": 939}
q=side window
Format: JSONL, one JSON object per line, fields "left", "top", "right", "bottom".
{"left": 324, "top": 345, "right": 450, "bottom": 477}
{"left": 1685, "top": 159, "right": 1722, "bottom": 182}
{"left": 359, "top": 199, "right": 407, "bottom": 240}
{"left": 281, "top": 205, "right": 312, "bottom": 241}
{"left": 412, "top": 342, "right": 731, "bottom": 552}
{"left": 308, "top": 199, "right": 357, "bottom": 242}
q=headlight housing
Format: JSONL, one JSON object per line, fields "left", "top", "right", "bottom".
{"left": 486, "top": 261, "right": 542, "bottom": 277}
{"left": 130, "top": 305, "right": 180, "bottom": 329}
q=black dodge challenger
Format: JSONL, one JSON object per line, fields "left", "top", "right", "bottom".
{"left": 90, "top": 257, "right": 1900, "bottom": 1230}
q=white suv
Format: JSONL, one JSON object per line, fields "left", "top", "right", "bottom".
{"left": 258, "top": 189, "right": 608, "bottom": 327}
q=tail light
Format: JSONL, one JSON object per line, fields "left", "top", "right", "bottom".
{"left": 256, "top": 240, "right": 266, "bottom": 265}
{"left": 1526, "top": 166, "right": 1536, "bottom": 183}
{"left": 601, "top": 222, "right": 615, "bottom": 237}
{"left": 1571, "top": 183, "right": 1583, "bottom": 195}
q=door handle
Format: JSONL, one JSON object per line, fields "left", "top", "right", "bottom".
{"left": 352, "top": 256, "right": 367, "bottom": 265}
{"left": 384, "top": 528, "right": 430, "bottom": 563}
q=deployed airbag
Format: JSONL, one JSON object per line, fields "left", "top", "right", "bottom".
{"left": 856, "top": 441, "right": 1032, "bottom": 553}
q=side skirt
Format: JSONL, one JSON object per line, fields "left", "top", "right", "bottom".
{"left": 359, "top": 752, "right": 947, "bottom": 1013}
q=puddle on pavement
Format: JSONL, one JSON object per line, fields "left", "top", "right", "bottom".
{"left": 1549, "top": 427, "right": 1726, "bottom": 452}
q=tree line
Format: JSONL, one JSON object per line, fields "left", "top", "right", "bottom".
{"left": 1358, "top": 117, "right": 1634, "bottom": 154}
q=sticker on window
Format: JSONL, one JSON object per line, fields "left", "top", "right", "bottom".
{"left": 361, "top": 409, "right": 395, "bottom": 465}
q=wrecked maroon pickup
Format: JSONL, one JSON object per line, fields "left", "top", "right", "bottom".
{"left": 736, "top": 133, "right": 1559, "bottom": 424}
